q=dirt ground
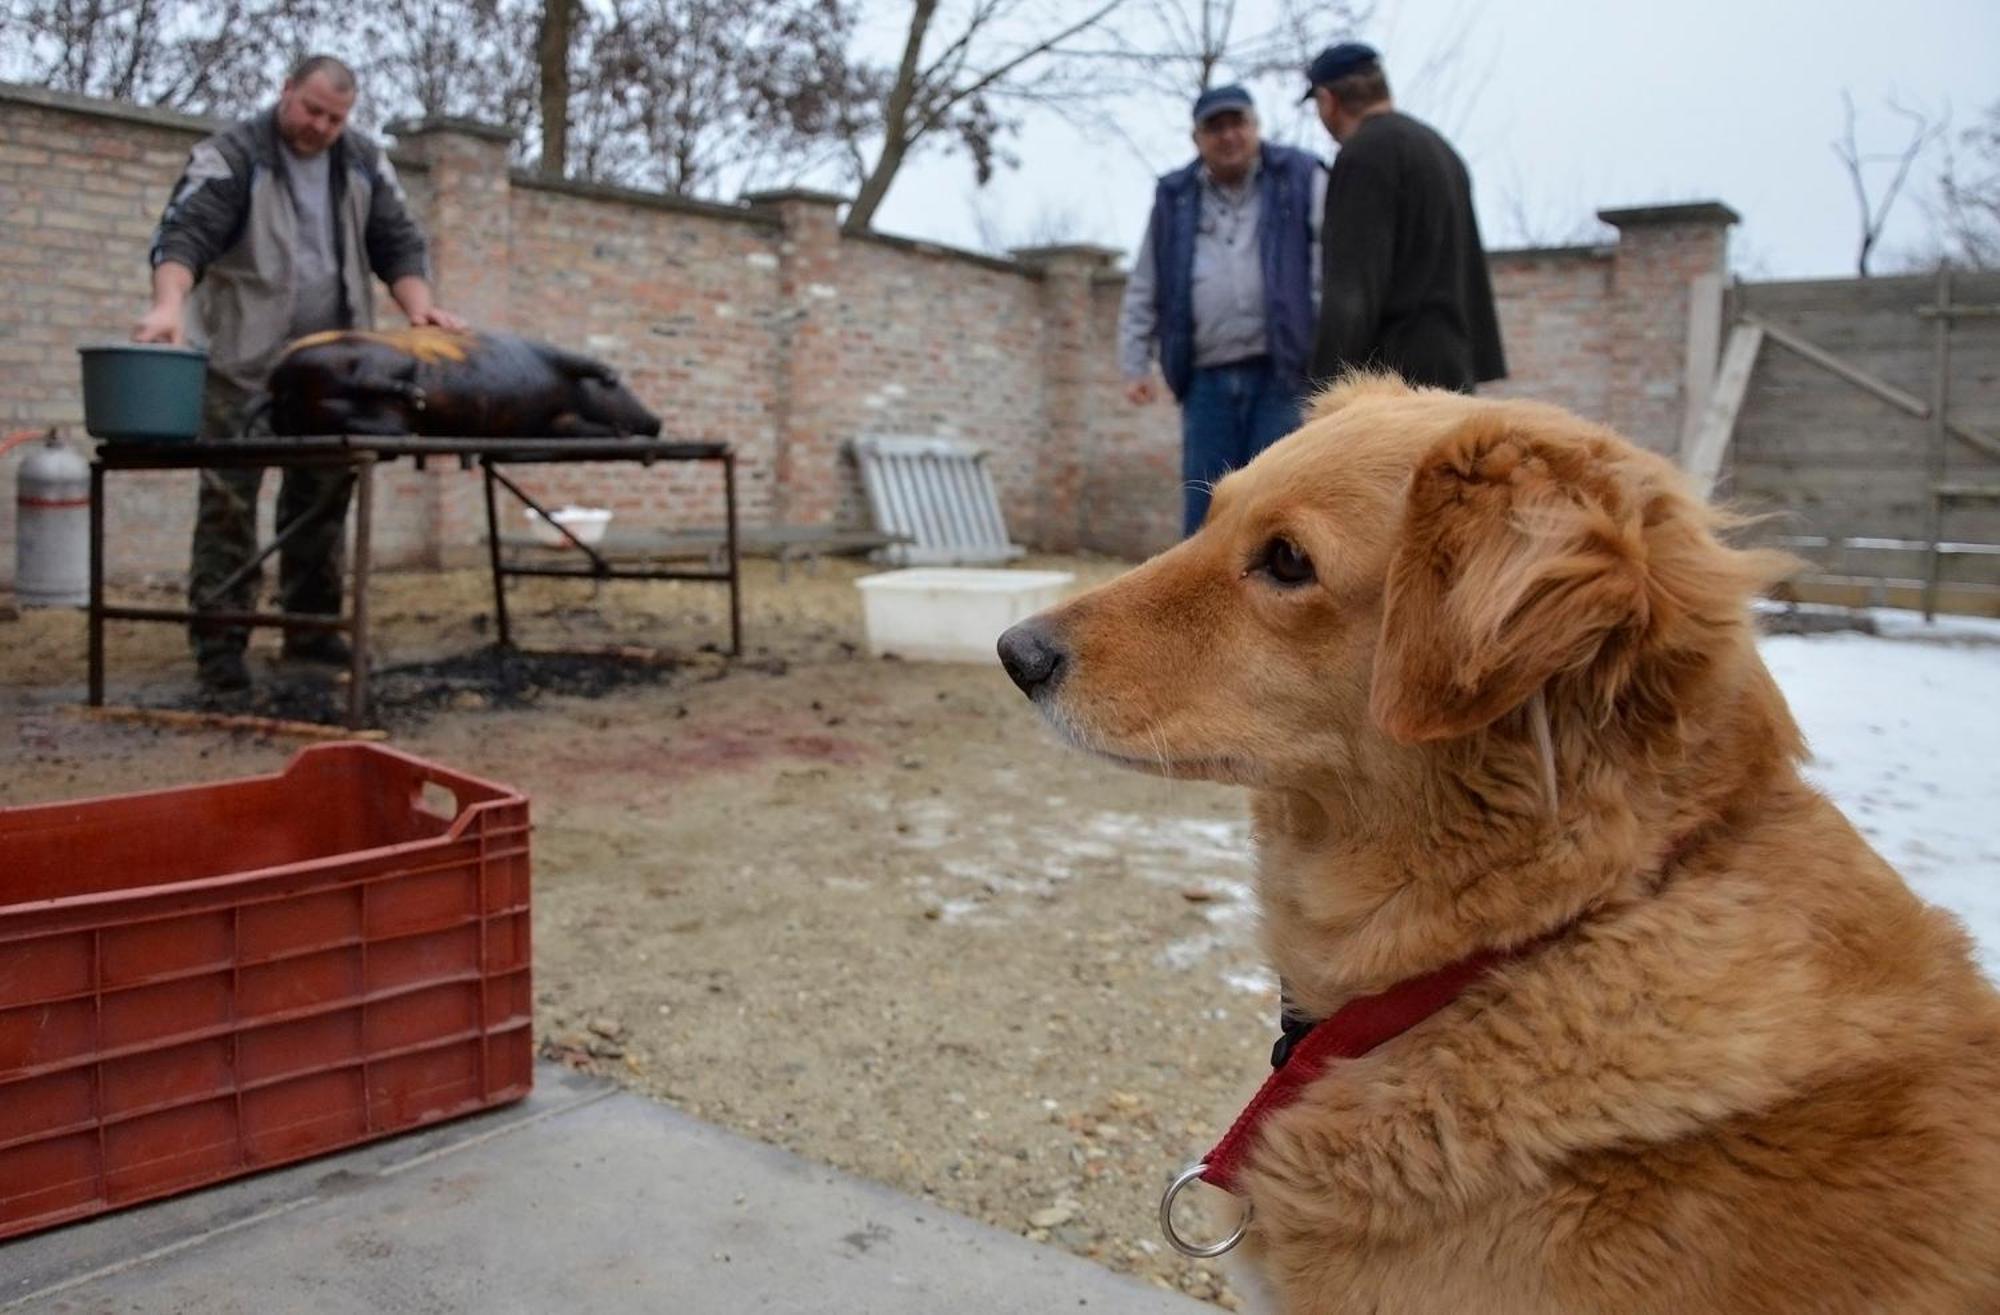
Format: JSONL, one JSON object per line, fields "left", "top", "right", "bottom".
{"left": 1, "top": 554, "right": 1279, "bottom": 1308}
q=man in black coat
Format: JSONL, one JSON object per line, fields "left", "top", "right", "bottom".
{"left": 1304, "top": 43, "right": 1506, "bottom": 393}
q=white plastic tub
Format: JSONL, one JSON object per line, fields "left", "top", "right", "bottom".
{"left": 855, "top": 568, "right": 1075, "bottom": 663}
{"left": 525, "top": 505, "right": 614, "bottom": 547}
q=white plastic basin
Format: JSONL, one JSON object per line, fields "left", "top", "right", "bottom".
{"left": 526, "top": 505, "right": 614, "bottom": 547}
{"left": 855, "top": 568, "right": 1075, "bottom": 663}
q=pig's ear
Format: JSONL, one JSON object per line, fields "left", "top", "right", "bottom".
{"left": 540, "top": 342, "right": 621, "bottom": 384}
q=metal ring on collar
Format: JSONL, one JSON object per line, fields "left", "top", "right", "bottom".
{"left": 1158, "top": 1161, "right": 1252, "bottom": 1259}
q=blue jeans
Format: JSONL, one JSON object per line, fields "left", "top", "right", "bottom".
{"left": 1179, "top": 357, "right": 1303, "bottom": 536}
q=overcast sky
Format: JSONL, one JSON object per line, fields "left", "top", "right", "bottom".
{"left": 864, "top": 0, "right": 1999, "bottom": 281}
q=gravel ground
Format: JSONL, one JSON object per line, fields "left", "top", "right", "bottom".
{"left": 1, "top": 555, "right": 1274, "bottom": 1307}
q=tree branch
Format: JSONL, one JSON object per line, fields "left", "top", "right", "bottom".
{"left": 925, "top": 0, "right": 1124, "bottom": 120}
{"left": 1833, "top": 88, "right": 1938, "bottom": 276}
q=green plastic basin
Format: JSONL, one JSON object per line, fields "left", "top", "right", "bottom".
{"left": 78, "top": 343, "right": 209, "bottom": 443}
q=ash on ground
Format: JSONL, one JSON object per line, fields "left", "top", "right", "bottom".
{"left": 184, "top": 644, "right": 699, "bottom": 729}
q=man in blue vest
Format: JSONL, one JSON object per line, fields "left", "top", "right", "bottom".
{"left": 1118, "top": 84, "right": 1326, "bottom": 536}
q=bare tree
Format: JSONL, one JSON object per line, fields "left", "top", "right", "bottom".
{"left": 0, "top": 0, "right": 552, "bottom": 140}
{"left": 0, "top": 0, "right": 331, "bottom": 116}
{"left": 536, "top": 0, "right": 575, "bottom": 176}
{"left": 570, "top": 0, "right": 874, "bottom": 196}
{"left": 840, "top": 0, "right": 1131, "bottom": 235}
{"left": 1048, "top": 0, "right": 1484, "bottom": 172}
{"left": 2, "top": 0, "right": 1148, "bottom": 223}
{"left": 1833, "top": 89, "right": 1943, "bottom": 277}
{"left": 354, "top": 0, "right": 541, "bottom": 133}
{"left": 1072, "top": 0, "right": 1367, "bottom": 103}
{"left": 1936, "top": 98, "right": 2000, "bottom": 271}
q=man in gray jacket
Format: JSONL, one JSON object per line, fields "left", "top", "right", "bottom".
{"left": 134, "top": 54, "right": 464, "bottom": 694}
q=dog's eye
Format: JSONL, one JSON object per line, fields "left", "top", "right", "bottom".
{"left": 1254, "top": 537, "right": 1316, "bottom": 587}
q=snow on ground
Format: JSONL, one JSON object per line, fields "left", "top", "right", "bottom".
{"left": 945, "top": 608, "right": 2000, "bottom": 993}
{"left": 1761, "top": 610, "right": 2000, "bottom": 980}
{"left": 1149, "top": 608, "right": 2000, "bottom": 991}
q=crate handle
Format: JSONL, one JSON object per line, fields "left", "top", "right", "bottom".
{"left": 416, "top": 779, "right": 461, "bottom": 823}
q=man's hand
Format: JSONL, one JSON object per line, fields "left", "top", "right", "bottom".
{"left": 390, "top": 275, "right": 468, "bottom": 332}
{"left": 132, "top": 303, "right": 186, "bottom": 345}
{"left": 134, "top": 261, "right": 195, "bottom": 344}
{"left": 408, "top": 305, "right": 469, "bottom": 332}
{"left": 1124, "top": 376, "right": 1159, "bottom": 405}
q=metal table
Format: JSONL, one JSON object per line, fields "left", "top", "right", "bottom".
{"left": 89, "top": 435, "right": 740, "bottom": 729}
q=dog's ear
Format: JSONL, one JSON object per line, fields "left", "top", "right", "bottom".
{"left": 1369, "top": 414, "right": 1653, "bottom": 744}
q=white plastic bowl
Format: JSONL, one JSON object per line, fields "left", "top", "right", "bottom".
{"left": 525, "top": 505, "right": 614, "bottom": 548}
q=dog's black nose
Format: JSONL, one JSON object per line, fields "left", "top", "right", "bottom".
{"left": 997, "top": 621, "right": 1065, "bottom": 696}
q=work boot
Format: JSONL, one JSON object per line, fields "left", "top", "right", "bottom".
{"left": 196, "top": 650, "right": 252, "bottom": 694}
{"left": 282, "top": 631, "right": 353, "bottom": 666}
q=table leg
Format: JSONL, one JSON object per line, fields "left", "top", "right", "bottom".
{"left": 483, "top": 459, "right": 513, "bottom": 648}
{"left": 724, "top": 452, "right": 742, "bottom": 656}
{"left": 88, "top": 462, "right": 105, "bottom": 707}
{"left": 349, "top": 456, "right": 374, "bottom": 730}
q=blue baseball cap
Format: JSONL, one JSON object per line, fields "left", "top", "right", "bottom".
{"left": 1301, "top": 41, "right": 1381, "bottom": 101}
{"left": 1192, "top": 83, "right": 1255, "bottom": 125}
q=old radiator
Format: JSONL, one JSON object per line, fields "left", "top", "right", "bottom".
{"left": 851, "top": 436, "right": 1024, "bottom": 567}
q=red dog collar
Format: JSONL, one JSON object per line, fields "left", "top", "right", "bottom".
{"left": 1204, "top": 950, "right": 1508, "bottom": 1192}
{"left": 1159, "top": 837, "right": 1698, "bottom": 1256}
{"left": 1159, "top": 945, "right": 1524, "bottom": 1257}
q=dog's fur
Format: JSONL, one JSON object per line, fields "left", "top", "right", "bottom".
{"left": 1007, "top": 378, "right": 2000, "bottom": 1313}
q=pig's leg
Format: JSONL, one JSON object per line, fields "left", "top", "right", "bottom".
{"left": 547, "top": 411, "right": 621, "bottom": 438}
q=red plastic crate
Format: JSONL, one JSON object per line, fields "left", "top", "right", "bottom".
{"left": 0, "top": 743, "right": 533, "bottom": 1241}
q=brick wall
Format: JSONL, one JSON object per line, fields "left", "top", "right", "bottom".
{"left": 1077, "top": 271, "right": 1184, "bottom": 559}
{"left": 1598, "top": 204, "right": 1738, "bottom": 454}
{"left": 1481, "top": 246, "right": 1615, "bottom": 422}
{"left": 451, "top": 175, "right": 789, "bottom": 561}
{"left": 781, "top": 215, "right": 1054, "bottom": 538}
{"left": 2, "top": 81, "right": 1737, "bottom": 586}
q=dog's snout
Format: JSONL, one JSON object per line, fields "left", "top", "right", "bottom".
{"left": 997, "top": 621, "right": 1066, "bottom": 696}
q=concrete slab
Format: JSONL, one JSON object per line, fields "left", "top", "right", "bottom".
{"left": 1, "top": 1065, "right": 1210, "bottom": 1314}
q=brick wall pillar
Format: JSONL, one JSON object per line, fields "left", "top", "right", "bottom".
{"left": 380, "top": 116, "right": 515, "bottom": 565}
{"left": 384, "top": 117, "right": 515, "bottom": 329}
{"left": 1598, "top": 201, "right": 1738, "bottom": 455}
{"left": 1016, "top": 243, "right": 1121, "bottom": 552}
{"left": 746, "top": 188, "right": 848, "bottom": 528}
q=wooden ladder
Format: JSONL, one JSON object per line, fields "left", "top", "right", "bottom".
{"left": 1918, "top": 270, "right": 2000, "bottom": 619}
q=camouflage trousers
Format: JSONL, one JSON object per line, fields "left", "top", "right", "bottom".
{"left": 188, "top": 374, "right": 356, "bottom": 659}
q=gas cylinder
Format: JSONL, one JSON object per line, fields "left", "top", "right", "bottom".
{"left": 15, "top": 431, "right": 90, "bottom": 608}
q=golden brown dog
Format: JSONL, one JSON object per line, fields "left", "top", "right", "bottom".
{"left": 997, "top": 377, "right": 2000, "bottom": 1314}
